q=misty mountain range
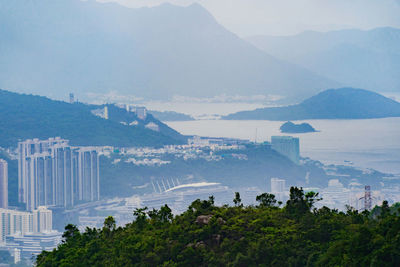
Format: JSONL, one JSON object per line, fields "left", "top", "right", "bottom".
{"left": 247, "top": 27, "right": 400, "bottom": 93}
{"left": 0, "top": 0, "right": 337, "bottom": 101}
{"left": 0, "top": 0, "right": 398, "bottom": 103}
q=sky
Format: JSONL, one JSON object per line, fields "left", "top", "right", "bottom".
{"left": 98, "top": 0, "right": 400, "bottom": 36}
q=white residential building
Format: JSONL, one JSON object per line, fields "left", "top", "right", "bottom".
{"left": 18, "top": 138, "right": 100, "bottom": 211}
{"left": 0, "top": 207, "right": 53, "bottom": 244}
{"left": 271, "top": 178, "right": 286, "bottom": 193}
{"left": 270, "top": 178, "right": 287, "bottom": 202}
{"left": 0, "top": 159, "right": 8, "bottom": 208}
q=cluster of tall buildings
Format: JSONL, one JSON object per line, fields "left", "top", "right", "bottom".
{"left": 115, "top": 104, "right": 147, "bottom": 120}
{"left": 271, "top": 136, "right": 300, "bottom": 164}
{"left": 18, "top": 137, "right": 100, "bottom": 211}
{"left": 0, "top": 207, "right": 52, "bottom": 244}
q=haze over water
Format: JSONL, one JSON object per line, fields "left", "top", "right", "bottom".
{"left": 167, "top": 117, "right": 400, "bottom": 174}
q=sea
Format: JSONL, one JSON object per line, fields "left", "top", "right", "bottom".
{"left": 152, "top": 102, "right": 400, "bottom": 175}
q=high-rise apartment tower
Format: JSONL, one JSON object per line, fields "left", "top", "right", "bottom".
{"left": 18, "top": 138, "right": 100, "bottom": 211}
{"left": 0, "top": 159, "right": 8, "bottom": 208}
{"left": 271, "top": 136, "right": 300, "bottom": 164}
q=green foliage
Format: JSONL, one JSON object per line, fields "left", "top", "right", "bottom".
{"left": 256, "top": 193, "right": 277, "bottom": 207}
{"left": 233, "top": 192, "right": 242, "bottom": 207}
{"left": 286, "top": 187, "right": 321, "bottom": 217}
{"left": 36, "top": 187, "right": 400, "bottom": 267}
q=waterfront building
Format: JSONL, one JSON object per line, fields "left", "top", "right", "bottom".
{"left": 0, "top": 207, "right": 53, "bottom": 244}
{"left": 319, "top": 179, "right": 350, "bottom": 210}
{"left": 271, "top": 178, "right": 286, "bottom": 193}
{"left": 74, "top": 147, "right": 100, "bottom": 202}
{"left": 33, "top": 206, "right": 52, "bottom": 233}
{"left": 188, "top": 136, "right": 210, "bottom": 146}
{"left": 18, "top": 138, "right": 100, "bottom": 211}
{"left": 0, "top": 209, "right": 32, "bottom": 244}
{"left": 6, "top": 231, "right": 62, "bottom": 260}
{"left": 90, "top": 107, "right": 108, "bottom": 120}
{"left": 0, "top": 159, "right": 8, "bottom": 208}
{"left": 104, "top": 106, "right": 109, "bottom": 120}
{"left": 271, "top": 136, "right": 300, "bottom": 164}
{"left": 18, "top": 137, "right": 67, "bottom": 204}
{"left": 134, "top": 106, "right": 147, "bottom": 120}
{"left": 270, "top": 178, "right": 287, "bottom": 202}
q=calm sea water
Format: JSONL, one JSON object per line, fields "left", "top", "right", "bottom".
{"left": 166, "top": 118, "right": 400, "bottom": 174}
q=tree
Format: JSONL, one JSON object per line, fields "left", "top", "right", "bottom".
{"left": 133, "top": 207, "right": 148, "bottom": 229}
{"left": 208, "top": 195, "right": 215, "bottom": 206}
{"left": 103, "top": 216, "right": 116, "bottom": 231}
{"left": 380, "top": 200, "right": 390, "bottom": 218}
{"left": 159, "top": 204, "right": 173, "bottom": 223}
{"left": 148, "top": 205, "right": 173, "bottom": 224}
{"left": 305, "top": 191, "right": 322, "bottom": 209}
{"left": 256, "top": 193, "right": 277, "bottom": 207}
{"left": 62, "top": 224, "right": 80, "bottom": 243}
{"left": 286, "top": 187, "right": 321, "bottom": 217}
{"left": 36, "top": 196, "right": 400, "bottom": 267}
{"left": 233, "top": 192, "right": 242, "bottom": 207}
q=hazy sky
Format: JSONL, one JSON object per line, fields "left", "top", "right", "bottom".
{"left": 98, "top": 0, "right": 400, "bottom": 36}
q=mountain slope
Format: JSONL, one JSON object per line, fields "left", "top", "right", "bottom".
{"left": 247, "top": 27, "right": 400, "bottom": 93}
{"left": 0, "top": 0, "right": 337, "bottom": 101}
{"left": 224, "top": 88, "right": 400, "bottom": 120}
{"left": 0, "top": 89, "right": 185, "bottom": 148}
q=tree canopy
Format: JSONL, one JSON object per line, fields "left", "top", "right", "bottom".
{"left": 36, "top": 187, "right": 400, "bottom": 266}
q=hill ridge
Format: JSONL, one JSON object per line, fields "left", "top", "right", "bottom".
{"left": 223, "top": 88, "right": 400, "bottom": 120}
{"left": 0, "top": 89, "right": 185, "bottom": 147}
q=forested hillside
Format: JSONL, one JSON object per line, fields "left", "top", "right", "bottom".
{"left": 36, "top": 188, "right": 400, "bottom": 266}
{"left": 0, "top": 89, "right": 185, "bottom": 147}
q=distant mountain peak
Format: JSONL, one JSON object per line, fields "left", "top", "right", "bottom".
{"left": 0, "top": 0, "right": 336, "bottom": 100}
{"left": 246, "top": 27, "right": 400, "bottom": 93}
{"left": 224, "top": 87, "right": 400, "bottom": 120}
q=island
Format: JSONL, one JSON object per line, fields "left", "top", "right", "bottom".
{"left": 223, "top": 88, "right": 400, "bottom": 120}
{"left": 280, "top": 121, "right": 317, "bottom": 133}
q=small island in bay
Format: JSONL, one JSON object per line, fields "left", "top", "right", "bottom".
{"left": 280, "top": 121, "right": 317, "bottom": 133}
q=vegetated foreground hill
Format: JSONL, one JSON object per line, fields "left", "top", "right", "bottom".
{"left": 0, "top": 0, "right": 337, "bottom": 101}
{"left": 224, "top": 87, "right": 400, "bottom": 120}
{"left": 36, "top": 188, "right": 400, "bottom": 266}
{"left": 0, "top": 89, "right": 185, "bottom": 148}
{"left": 247, "top": 27, "right": 400, "bottom": 93}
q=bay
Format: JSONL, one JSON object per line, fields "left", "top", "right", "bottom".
{"left": 166, "top": 118, "right": 400, "bottom": 174}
